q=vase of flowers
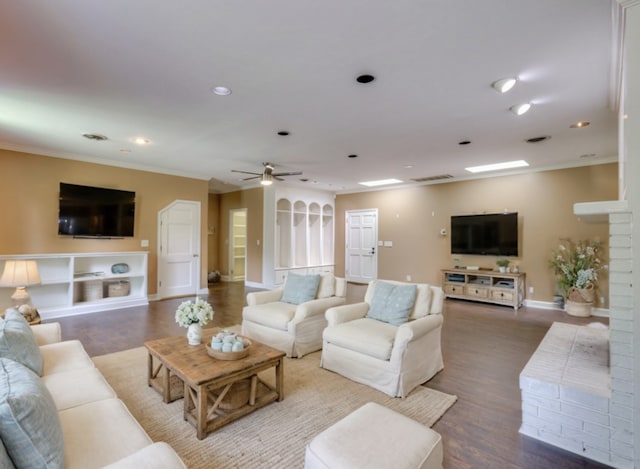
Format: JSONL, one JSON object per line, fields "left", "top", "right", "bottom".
{"left": 549, "top": 238, "right": 603, "bottom": 317}
{"left": 175, "top": 298, "right": 214, "bottom": 345}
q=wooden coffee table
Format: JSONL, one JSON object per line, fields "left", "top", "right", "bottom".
{"left": 144, "top": 328, "right": 285, "bottom": 439}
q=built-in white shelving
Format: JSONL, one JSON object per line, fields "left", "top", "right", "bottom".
{"left": 266, "top": 188, "right": 335, "bottom": 287}
{"left": 0, "top": 252, "right": 148, "bottom": 319}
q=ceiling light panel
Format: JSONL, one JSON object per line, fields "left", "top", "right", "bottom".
{"left": 465, "top": 160, "right": 529, "bottom": 173}
{"left": 358, "top": 178, "right": 403, "bottom": 187}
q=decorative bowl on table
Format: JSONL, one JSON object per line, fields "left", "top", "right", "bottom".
{"left": 206, "top": 331, "right": 251, "bottom": 360}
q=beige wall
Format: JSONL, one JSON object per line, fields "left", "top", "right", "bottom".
{"left": 218, "top": 188, "right": 263, "bottom": 283}
{"left": 335, "top": 163, "right": 617, "bottom": 305}
{"left": 0, "top": 149, "right": 209, "bottom": 295}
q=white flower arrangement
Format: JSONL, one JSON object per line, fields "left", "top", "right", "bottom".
{"left": 549, "top": 238, "right": 603, "bottom": 298}
{"left": 175, "top": 298, "right": 214, "bottom": 327}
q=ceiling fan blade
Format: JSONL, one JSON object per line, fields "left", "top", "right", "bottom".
{"left": 272, "top": 171, "right": 303, "bottom": 177}
{"left": 231, "top": 169, "right": 261, "bottom": 176}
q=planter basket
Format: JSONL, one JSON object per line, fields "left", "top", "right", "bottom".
{"left": 565, "top": 299, "right": 593, "bottom": 317}
{"left": 567, "top": 285, "right": 595, "bottom": 303}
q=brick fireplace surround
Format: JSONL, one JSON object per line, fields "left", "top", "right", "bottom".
{"left": 520, "top": 203, "right": 634, "bottom": 467}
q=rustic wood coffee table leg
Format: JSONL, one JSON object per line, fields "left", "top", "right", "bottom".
{"left": 147, "top": 352, "right": 173, "bottom": 403}
{"left": 276, "top": 356, "right": 284, "bottom": 401}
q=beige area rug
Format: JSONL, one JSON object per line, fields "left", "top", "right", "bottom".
{"left": 93, "top": 346, "right": 457, "bottom": 468}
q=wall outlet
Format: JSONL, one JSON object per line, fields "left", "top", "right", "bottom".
{"left": 529, "top": 286, "right": 534, "bottom": 294}
{"left": 140, "top": 239, "right": 149, "bottom": 247}
{"left": 406, "top": 275, "right": 412, "bottom": 282}
{"left": 599, "top": 296, "right": 606, "bottom": 305}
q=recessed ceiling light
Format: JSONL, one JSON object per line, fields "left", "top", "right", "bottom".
{"left": 404, "top": 165, "right": 415, "bottom": 169}
{"left": 82, "top": 133, "right": 108, "bottom": 141}
{"left": 570, "top": 121, "right": 590, "bottom": 128}
{"left": 277, "top": 130, "right": 290, "bottom": 136}
{"left": 212, "top": 86, "right": 231, "bottom": 96}
{"left": 579, "top": 153, "right": 597, "bottom": 158}
{"left": 510, "top": 103, "right": 531, "bottom": 116}
{"left": 119, "top": 149, "right": 131, "bottom": 153}
{"left": 356, "top": 74, "right": 375, "bottom": 84}
{"left": 458, "top": 140, "right": 471, "bottom": 145}
{"left": 358, "top": 178, "right": 403, "bottom": 187}
{"left": 465, "top": 160, "right": 529, "bottom": 173}
{"left": 134, "top": 137, "right": 150, "bottom": 145}
{"left": 492, "top": 78, "right": 517, "bottom": 93}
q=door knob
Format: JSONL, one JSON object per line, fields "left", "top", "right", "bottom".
{"left": 370, "top": 247, "right": 376, "bottom": 255}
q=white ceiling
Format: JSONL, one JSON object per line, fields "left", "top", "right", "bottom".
{"left": 0, "top": 0, "right": 619, "bottom": 194}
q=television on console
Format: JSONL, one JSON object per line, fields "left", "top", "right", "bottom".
{"left": 58, "top": 183, "right": 135, "bottom": 237}
{"left": 450, "top": 212, "right": 518, "bottom": 256}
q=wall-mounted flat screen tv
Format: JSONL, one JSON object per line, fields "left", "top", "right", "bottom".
{"left": 450, "top": 212, "right": 518, "bottom": 256}
{"left": 58, "top": 183, "right": 135, "bottom": 237}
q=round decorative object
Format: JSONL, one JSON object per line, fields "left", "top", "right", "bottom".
{"left": 187, "top": 323, "right": 202, "bottom": 345}
{"left": 111, "top": 263, "right": 130, "bottom": 274}
{"left": 206, "top": 340, "right": 251, "bottom": 361}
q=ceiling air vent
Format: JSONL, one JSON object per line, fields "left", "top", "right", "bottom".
{"left": 526, "top": 135, "right": 551, "bottom": 143}
{"left": 82, "top": 133, "right": 108, "bottom": 141}
{"left": 410, "top": 174, "right": 454, "bottom": 183}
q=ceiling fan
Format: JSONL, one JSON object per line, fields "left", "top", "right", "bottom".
{"left": 231, "top": 162, "right": 302, "bottom": 186}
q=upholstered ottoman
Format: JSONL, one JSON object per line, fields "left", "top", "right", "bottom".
{"left": 304, "top": 402, "right": 443, "bottom": 469}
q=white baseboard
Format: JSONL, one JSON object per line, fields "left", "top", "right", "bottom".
{"left": 524, "top": 299, "right": 609, "bottom": 318}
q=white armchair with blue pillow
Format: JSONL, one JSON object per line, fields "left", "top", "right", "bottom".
{"left": 242, "top": 272, "right": 347, "bottom": 358}
{"left": 321, "top": 279, "right": 445, "bottom": 398}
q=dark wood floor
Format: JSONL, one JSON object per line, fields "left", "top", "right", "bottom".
{"left": 49, "top": 282, "right": 611, "bottom": 468}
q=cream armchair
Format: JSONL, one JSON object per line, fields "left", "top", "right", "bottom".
{"left": 320, "top": 279, "right": 444, "bottom": 398}
{"left": 242, "top": 272, "right": 347, "bottom": 358}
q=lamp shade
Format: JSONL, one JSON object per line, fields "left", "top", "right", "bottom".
{"left": 0, "top": 260, "right": 41, "bottom": 287}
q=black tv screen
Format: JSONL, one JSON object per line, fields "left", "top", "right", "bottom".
{"left": 451, "top": 212, "right": 518, "bottom": 256}
{"left": 58, "top": 183, "right": 135, "bottom": 237}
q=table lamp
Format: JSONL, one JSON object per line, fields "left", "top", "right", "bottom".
{"left": 0, "top": 260, "right": 41, "bottom": 323}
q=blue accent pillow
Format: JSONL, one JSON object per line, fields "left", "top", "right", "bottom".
{"left": 281, "top": 273, "right": 320, "bottom": 305}
{"left": 0, "top": 358, "right": 64, "bottom": 468}
{"left": 367, "top": 281, "right": 417, "bottom": 326}
{"left": 0, "top": 309, "right": 43, "bottom": 376}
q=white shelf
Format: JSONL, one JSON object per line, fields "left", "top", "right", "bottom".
{"left": 0, "top": 252, "right": 148, "bottom": 319}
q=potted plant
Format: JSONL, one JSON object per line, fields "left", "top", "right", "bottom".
{"left": 549, "top": 238, "right": 603, "bottom": 317}
{"left": 496, "top": 259, "right": 510, "bottom": 273}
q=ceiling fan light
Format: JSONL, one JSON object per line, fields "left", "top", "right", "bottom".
{"left": 510, "top": 103, "right": 531, "bottom": 116}
{"left": 261, "top": 173, "right": 273, "bottom": 186}
{"left": 492, "top": 78, "right": 517, "bottom": 93}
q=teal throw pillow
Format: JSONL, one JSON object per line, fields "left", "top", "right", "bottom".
{"left": 0, "top": 358, "right": 64, "bottom": 468}
{"left": 367, "top": 281, "right": 417, "bottom": 326}
{"left": 281, "top": 273, "right": 320, "bottom": 305}
{"left": 0, "top": 309, "right": 43, "bottom": 376}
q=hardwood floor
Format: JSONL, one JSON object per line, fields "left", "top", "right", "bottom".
{"left": 48, "top": 282, "right": 610, "bottom": 468}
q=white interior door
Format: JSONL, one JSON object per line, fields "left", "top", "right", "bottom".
{"left": 158, "top": 200, "right": 201, "bottom": 298}
{"left": 345, "top": 209, "right": 378, "bottom": 283}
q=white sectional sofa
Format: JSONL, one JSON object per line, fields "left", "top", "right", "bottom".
{"left": 0, "top": 309, "right": 185, "bottom": 469}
